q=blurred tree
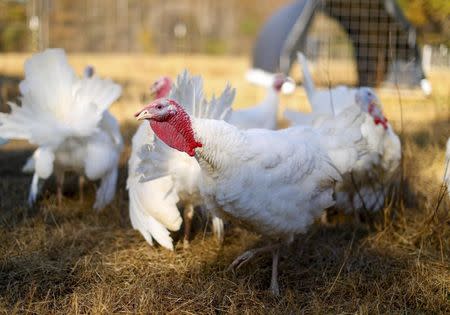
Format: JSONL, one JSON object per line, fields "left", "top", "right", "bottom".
{"left": 398, "top": 0, "right": 450, "bottom": 44}
{"left": 0, "top": 0, "right": 448, "bottom": 53}
{"left": 0, "top": 1, "right": 28, "bottom": 51}
{"left": 138, "top": 30, "right": 156, "bottom": 53}
{"left": 205, "top": 39, "right": 227, "bottom": 55}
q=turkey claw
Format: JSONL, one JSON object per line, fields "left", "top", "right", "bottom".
{"left": 226, "top": 249, "right": 258, "bottom": 272}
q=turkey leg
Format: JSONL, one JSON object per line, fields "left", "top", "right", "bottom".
{"left": 270, "top": 246, "right": 280, "bottom": 296}
{"left": 226, "top": 243, "right": 279, "bottom": 271}
{"left": 78, "top": 175, "right": 85, "bottom": 203}
{"left": 183, "top": 203, "right": 194, "bottom": 249}
{"left": 227, "top": 243, "right": 282, "bottom": 295}
{"left": 55, "top": 171, "right": 65, "bottom": 208}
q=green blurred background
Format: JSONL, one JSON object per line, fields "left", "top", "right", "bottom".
{"left": 0, "top": 0, "right": 448, "bottom": 54}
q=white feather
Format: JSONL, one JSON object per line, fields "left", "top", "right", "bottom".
{"left": 0, "top": 49, "right": 121, "bottom": 147}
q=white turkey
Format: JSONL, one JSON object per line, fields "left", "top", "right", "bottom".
{"left": 127, "top": 70, "right": 235, "bottom": 250}
{"left": 0, "top": 49, "right": 123, "bottom": 210}
{"left": 135, "top": 97, "right": 366, "bottom": 295}
{"left": 21, "top": 64, "right": 98, "bottom": 176}
{"left": 284, "top": 52, "right": 401, "bottom": 218}
{"left": 21, "top": 64, "right": 122, "bottom": 205}
{"left": 229, "top": 74, "right": 294, "bottom": 130}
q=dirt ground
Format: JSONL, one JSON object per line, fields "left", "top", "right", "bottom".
{"left": 0, "top": 54, "right": 449, "bottom": 314}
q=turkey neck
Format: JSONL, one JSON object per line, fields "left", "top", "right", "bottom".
{"left": 191, "top": 118, "right": 245, "bottom": 174}
{"left": 260, "top": 88, "right": 279, "bottom": 115}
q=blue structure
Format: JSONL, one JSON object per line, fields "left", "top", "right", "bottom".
{"left": 251, "top": 0, "right": 428, "bottom": 90}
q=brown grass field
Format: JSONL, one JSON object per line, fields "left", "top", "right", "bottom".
{"left": 0, "top": 53, "right": 449, "bottom": 314}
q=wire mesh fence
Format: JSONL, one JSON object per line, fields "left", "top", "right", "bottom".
{"left": 2, "top": 0, "right": 449, "bottom": 90}
{"left": 300, "top": 0, "right": 429, "bottom": 88}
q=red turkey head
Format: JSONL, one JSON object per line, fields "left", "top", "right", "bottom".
{"left": 149, "top": 77, "right": 172, "bottom": 99}
{"left": 135, "top": 99, "right": 202, "bottom": 156}
{"left": 356, "top": 88, "right": 388, "bottom": 130}
{"left": 272, "top": 74, "right": 295, "bottom": 93}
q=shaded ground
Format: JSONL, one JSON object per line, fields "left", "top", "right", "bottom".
{"left": 1, "top": 120, "right": 448, "bottom": 314}
{"left": 0, "top": 55, "right": 449, "bottom": 313}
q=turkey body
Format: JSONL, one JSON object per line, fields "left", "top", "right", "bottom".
{"left": 284, "top": 52, "right": 401, "bottom": 214}
{"left": 136, "top": 97, "right": 366, "bottom": 294}
{"left": 194, "top": 120, "right": 340, "bottom": 239}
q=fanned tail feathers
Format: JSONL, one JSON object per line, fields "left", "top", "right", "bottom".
{"left": 168, "top": 69, "right": 235, "bottom": 121}
{"left": 0, "top": 48, "right": 121, "bottom": 147}
{"left": 168, "top": 70, "right": 204, "bottom": 117}
{"left": 70, "top": 76, "right": 122, "bottom": 134}
{"left": 198, "top": 83, "right": 235, "bottom": 121}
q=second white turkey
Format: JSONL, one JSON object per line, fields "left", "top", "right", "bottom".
{"left": 127, "top": 70, "right": 235, "bottom": 250}
{"left": 0, "top": 49, "right": 123, "bottom": 210}
{"left": 284, "top": 52, "right": 401, "bottom": 217}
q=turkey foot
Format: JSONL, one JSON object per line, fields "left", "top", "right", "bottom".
{"left": 227, "top": 243, "right": 279, "bottom": 271}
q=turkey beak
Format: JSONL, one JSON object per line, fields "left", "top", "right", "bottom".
{"left": 135, "top": 108, "right": 154, "bottom": 121}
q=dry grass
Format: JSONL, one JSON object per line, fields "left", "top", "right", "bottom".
{"left": 0, "top": 54, "right": 449, "bottom": 314}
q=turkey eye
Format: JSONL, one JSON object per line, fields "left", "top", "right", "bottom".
{"left": 157, "top": 105, "right": 162, "bottom": 109}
